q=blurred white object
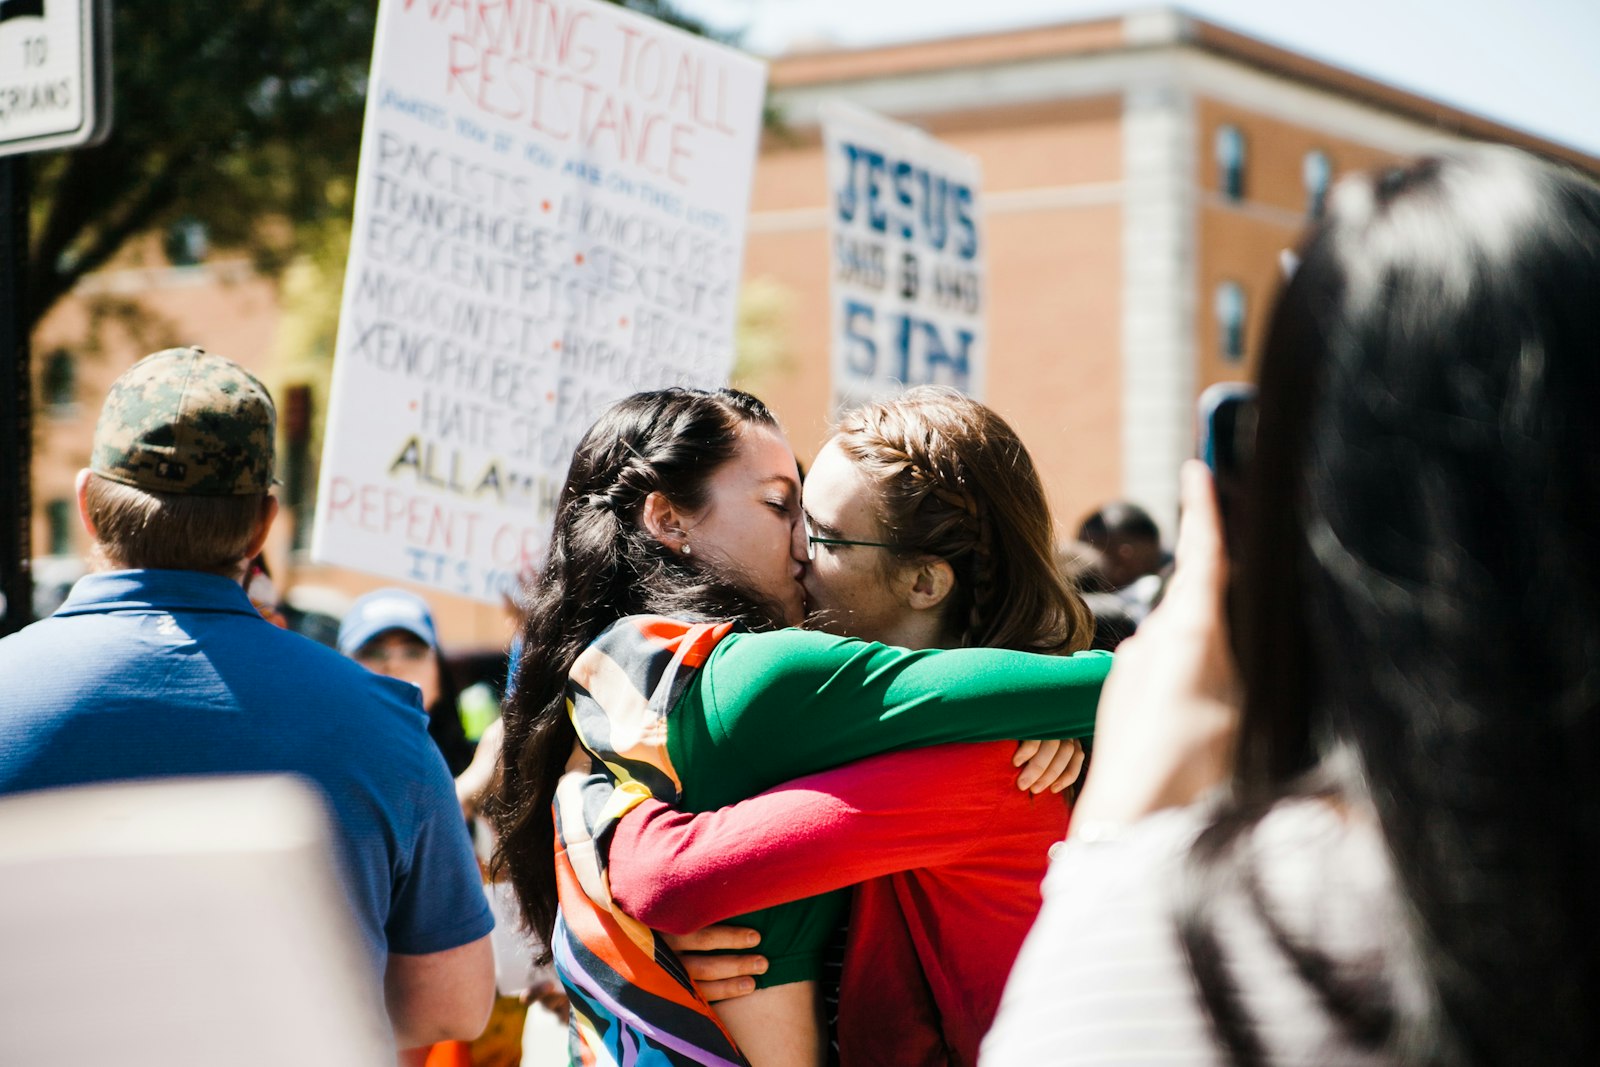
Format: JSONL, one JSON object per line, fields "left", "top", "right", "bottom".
{"left": 485, "top": 879, "right": 552, "bottom": 998}
{"left": 521, "top": 999, "right": 570, "bottom": 1065}
{"left": 0, "top": 776, "right": 392, "bottom": 1066}
{"left": 483, "top": 880, "right": 568, "bottom": 1064}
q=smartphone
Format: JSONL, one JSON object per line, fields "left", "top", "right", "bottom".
{"left": 1197, "top": 382, "right": 1257, "bottom": 555}
{"left": 1198, "top": 383, "right": 1256, "bottom": 479}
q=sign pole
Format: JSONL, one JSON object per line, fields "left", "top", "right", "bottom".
{"left": 0, "top": 155, "right": 32, "bottom": 635}
{"left": 0, "top": 0, "right": 111, "bottom": 634}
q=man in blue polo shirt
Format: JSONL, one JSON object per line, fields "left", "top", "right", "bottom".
{"left": 0, "top": 347, "right": 495, "bottom": 1050}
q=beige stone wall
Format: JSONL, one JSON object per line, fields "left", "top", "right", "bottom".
{"left": 1192, "top": 97, "right": 1401, "bottom": 389}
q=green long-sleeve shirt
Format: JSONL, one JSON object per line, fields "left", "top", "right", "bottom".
{"left": 659, "top": 628, "right": 1110, "bottom": 985}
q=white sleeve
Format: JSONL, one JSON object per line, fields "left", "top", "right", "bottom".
{"left": 983, "top": 801, "right": 1401, "bottom": 1067}
{"left": 981, "top": 809, "right": 1223, "bottom": 1066}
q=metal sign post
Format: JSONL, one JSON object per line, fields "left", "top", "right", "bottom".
{"left": 0, "top": 157, "right": 28, "bottom": 633}
{"left": 0, "top": 0, "right": 111, "bottom": 636}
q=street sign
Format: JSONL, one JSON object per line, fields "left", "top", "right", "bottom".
{"left": 0, "top": 0, "right": 111, "bottom": 159}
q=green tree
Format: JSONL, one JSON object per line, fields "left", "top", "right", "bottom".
{"left": 24, "top": 0, "right": 723, "bottom": 331}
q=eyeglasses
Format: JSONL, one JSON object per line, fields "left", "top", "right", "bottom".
{"left": 803, "top": 512, "right": 901, "bottom": 561}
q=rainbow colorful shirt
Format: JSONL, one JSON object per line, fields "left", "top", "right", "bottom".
{"left": 545, "top": 613, "right": 1112, "bottom": 1064}
{"left": 552, "top": 616, "right": 747, "bottom": 1067}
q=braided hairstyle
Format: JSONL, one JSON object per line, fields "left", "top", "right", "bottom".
{"left": 490, "top": 387, "right": 787, "bottom": 946}
{"left": 833, "top": 387, "right": 1093, "bottom": 654}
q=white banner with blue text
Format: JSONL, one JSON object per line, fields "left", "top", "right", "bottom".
{"left": 822, "top": 101, "right": 985, "bottom": 414}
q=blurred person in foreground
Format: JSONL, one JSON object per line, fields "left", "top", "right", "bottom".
{"left": 985, "top": 146, "right": 1600, "bottom": 1065}
{"left": 0, "top": 347, "right": 495, "bottom": 1053}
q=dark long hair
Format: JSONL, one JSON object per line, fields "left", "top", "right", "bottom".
{"left": 1180, "top": 148, "right": 1600, "bottom": 1064}
{"left": 489, "top": 388, "right": 786, "bottom": 945}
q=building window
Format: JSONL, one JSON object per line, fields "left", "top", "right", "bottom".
{"left": 1304, "top": 149, "right": 1332, "bottom": 218}
{"left": 164, "top": 218, "right": 209, "bottom": 266}
{"left": 1215, "top": 125, "right": 1247, "bottom": 201}
{"left": 1216, "top": 281, "right": 1247, "bottom": 362}
{"left": 40, "top": 348, "right": 76, "bottom": 412}
{"left": 46, "top": 498, "right": 74, "bottom": 556}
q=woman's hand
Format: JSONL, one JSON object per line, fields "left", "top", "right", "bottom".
{"left": 1070, "top": 462, "right": 1241, "bottom": 832}
{"left": 662, "top": 924, "right": 769, "bottom": 1002}
{"left": 1012, "top": 738, "right": 1087, "bottom": 794}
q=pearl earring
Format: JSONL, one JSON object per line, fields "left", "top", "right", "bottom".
{"left": 682, "top": 544, "right": 692, "bottom": 556}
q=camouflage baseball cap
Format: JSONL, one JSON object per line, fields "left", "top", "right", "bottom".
{"left": 91, "top": 346, "right": 277, "bottom": 496}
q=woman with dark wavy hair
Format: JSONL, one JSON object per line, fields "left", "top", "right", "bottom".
{"left": 492, "top": 387, "right": 1109, "bottom": 1066}
{"left": 986, "top": 146, "right": 1600, "bottom": 1065}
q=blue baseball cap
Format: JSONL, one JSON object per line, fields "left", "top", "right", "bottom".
{"left": 337, "top": 589, "right": 439, "bottom": 658}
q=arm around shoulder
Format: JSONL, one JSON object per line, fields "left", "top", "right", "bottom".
{"left": 706, "top": 630, "right": 1111, "bottom": 777}
{"left": 385, "top": 933, "right": 496, "bottom": 1049}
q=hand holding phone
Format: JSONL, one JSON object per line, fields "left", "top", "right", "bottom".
{"left": 1198, "top": 383, "right": 1256, "bottom": 479}
{"left": 1197, "top": 383, "right": 1257, "bottom": 558}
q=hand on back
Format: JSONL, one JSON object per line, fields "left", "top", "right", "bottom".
{"left": 663, "top": 924, "right": 768, "bottom": 1002}
{"left": 1011, "top": 738, "right": 1086, "bottom": 794}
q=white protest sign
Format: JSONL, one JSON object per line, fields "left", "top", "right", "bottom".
{"left": 823, "top": 102, "right": 985, "bottom": 414}
{"left": 0, "top": 0, "right": 111, "bottom": 158}
{"left": 313, "top": 0, "right": 767, "bottom": 603}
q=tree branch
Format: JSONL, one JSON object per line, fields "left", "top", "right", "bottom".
{"left": 28, "top": 163, "right": 186, "bottom": 330}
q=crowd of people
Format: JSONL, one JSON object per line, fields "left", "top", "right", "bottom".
{"left": 2, "top": 143, "right": 1597, "bottom": 1066}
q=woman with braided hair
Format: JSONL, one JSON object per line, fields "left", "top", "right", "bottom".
{"left": 494, "top": 386, "right": 1109, "bottom": 1067}
{"left": 586, "top": 388, "right": 1102, "bottom": 1064}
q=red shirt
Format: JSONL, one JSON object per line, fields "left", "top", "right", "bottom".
{"left": 609, "top": 741, "right": 1070, "bottom": 1066}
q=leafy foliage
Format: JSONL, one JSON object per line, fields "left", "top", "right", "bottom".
{"left": 25, "top": 0, "right": 721, "bottom": 330}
